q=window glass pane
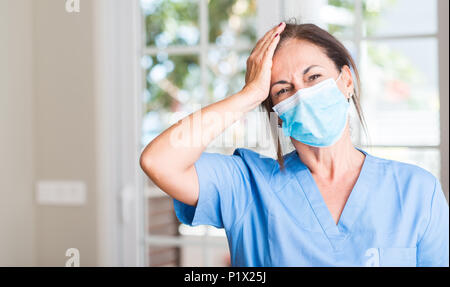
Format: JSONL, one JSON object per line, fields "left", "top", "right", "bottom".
{"left": 142, "top": 0, "right": 199, "bottom": 47}
{"left": 326, "top": 0, "right": 355, "bottom": 39}
{"left": 142, "top": 54, "right": 202, "bottom": 144}
{"left": 208, "top": 0, "right": 257, "bottom": 46}
{"left": 360, "top": 38, "right": 439, "bottom": 146}
{"left": 368, "top": 147, "right": 440, "bottom": 179}
{"left": 363, "top": 0, "right": 437, "bottom": 37}
{"left": 206, "top": 49, "right": 267, "bottom": 152}
{"left": 341, "top": 40, "right": 357, "bottom": 62}
{"left": 207, "top": 48, "right": 248, "bottom": 101}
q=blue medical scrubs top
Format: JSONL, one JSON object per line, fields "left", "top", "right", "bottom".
{"left": 173, "top": 148, "right": 449, "bottom": 267}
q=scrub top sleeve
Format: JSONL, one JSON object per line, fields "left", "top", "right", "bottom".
{"left": 417, "top": 179, "right": 449, "bottom": 267}
{"left": 173, "top": 151, "right": 251, "bottom": 230}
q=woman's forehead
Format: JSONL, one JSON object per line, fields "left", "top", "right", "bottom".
{"left": 272, "top": 39, "right": 332, "bottom": 74}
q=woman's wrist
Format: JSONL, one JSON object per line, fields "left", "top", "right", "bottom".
{"left": 235, "top": 84, "right": 267, "bottom": 111}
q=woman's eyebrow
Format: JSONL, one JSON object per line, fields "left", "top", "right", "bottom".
{"left": 303, "top": 65, "right": 321, "bottom": 74}
{"left": 270, "top": 65, "right": 322, "bottom": 90}
{"left": 270, "top": 80, "right": 291, "bottom": 90}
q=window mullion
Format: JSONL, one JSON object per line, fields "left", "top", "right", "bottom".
{"left": 139, "top": 4, "right": 150, "bottom": 268}
{"left": 438, "top": 0, "right": 449, "bottom": 199}
{"left": 361, "top": 145, "right": 441, "bottom": 149}
{"left": 200, "top": 0, "right": 209, "bottom": 104}
{"left": 144, "top": 46, "right": 201, "bottom": 55}
{"left": 362, "top": 33, "right": 438, "bottom": 41}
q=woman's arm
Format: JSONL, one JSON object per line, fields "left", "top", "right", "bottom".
{"left": 140, "top": 22, "right": 285, "bottom": 206}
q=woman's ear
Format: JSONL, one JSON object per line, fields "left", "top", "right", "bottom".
{"left": 341, "top": 65, "right": 354, "bottom": 100}
{"left": 342, "top": 65, "right": 353, "bottom": 88}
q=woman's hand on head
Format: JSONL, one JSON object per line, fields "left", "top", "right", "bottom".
{"left": 242, "top": 22, "right": 286, "bottom": 103}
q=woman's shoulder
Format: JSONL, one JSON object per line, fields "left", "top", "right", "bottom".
{"left": 232, "top": 148, "right": 295, "bottom": 190}
{"left": 360, "top": 150, "right": 444, "bottom": 219}
{"left": 232, "top": 147, "right": 278, "bottom": 168}
{"left": 233, "top": 148, "right": 284, "bottom": 178}
{"left": 364, "top": 150, "right": 439, "bottom": 190}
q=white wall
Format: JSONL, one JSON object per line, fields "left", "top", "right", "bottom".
{"left": 33, "top": 0, "right": 98, "bottom": 266}
{"left": 0, "top": 0, "right": 36, "bottom": 266}
{"left": 0, "top": 0, "right": 99, "bottom": 266}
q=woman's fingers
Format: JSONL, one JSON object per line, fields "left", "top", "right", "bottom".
{"left": 251, "top": 22, "right": 285, "bottom": 56}
{"left": 261, "top": 22, "right": 286, "bottom": 53}
{"left": 245, "top": 22, "right": 285, "bottom": 85}
{"left": 251, "top": 28, "right": 274, "bottom": 53}
{"left": 246, "top": 25, "right": 279, "bottom": 82}
{"left": 260, "top": 34, "right": 281, "bottom": 74}
{"left": 265, "top": 27, "right": 283, "bottom": 57}
{"left": 259, "top": 22, "right": 285, "bottom": 57}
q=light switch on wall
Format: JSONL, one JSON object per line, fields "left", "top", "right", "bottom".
{"left": 36, "top": 181, "right": 86, "bottom": 206}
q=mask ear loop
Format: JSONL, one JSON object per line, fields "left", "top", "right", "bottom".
{"left": 336, "top": 71, "right": 343, "bottom": 83}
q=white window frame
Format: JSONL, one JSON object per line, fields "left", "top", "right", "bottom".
{"left": 438, "top": 0, "right": 449, "bottom": 201}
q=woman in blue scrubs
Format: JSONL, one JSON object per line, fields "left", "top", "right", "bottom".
{"left": 140, "top": 22, "right": 449, "bottom": 267}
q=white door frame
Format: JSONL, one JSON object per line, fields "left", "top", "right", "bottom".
{"left": 94, "top": 0, "right": 145, "bottom": 266}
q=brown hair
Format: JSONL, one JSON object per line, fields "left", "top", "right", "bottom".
{"left": 262, "top": 23, "right": 368, "bottom": 169}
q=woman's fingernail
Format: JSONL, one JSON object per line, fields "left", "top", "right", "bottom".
{"left": 278, "top": 22, "right": 283, "bottom": 27}
{"left": 275, "top": 33, "right": 279, "bottom": 37}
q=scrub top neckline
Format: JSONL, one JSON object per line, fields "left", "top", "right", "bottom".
{"left": 284, "top": 147, "right": 374, "bottom": 251}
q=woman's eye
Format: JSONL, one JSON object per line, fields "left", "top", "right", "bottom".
{"left": 276, "top": 88, "right": 289, "bottom": 96}
{"left": 308, "top": 74, "right": 321, "bottom": 81}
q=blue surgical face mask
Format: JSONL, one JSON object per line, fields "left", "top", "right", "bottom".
{"left": 272, "top": 73, "right": 349, "bottom": 147}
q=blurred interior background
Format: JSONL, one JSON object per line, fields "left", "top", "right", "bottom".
{"left": 0, "top": 0, "right": 448, "bottom": 266}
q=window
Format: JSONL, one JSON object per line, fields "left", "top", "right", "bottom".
{"left": 358, "top": 0, "right": 440, "bottom": 180}
{"left": 139, "top": 0, "right": 446, "bottom": 266}
{"left": 140, "top": 0, "right": 258, "bottom": 267}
